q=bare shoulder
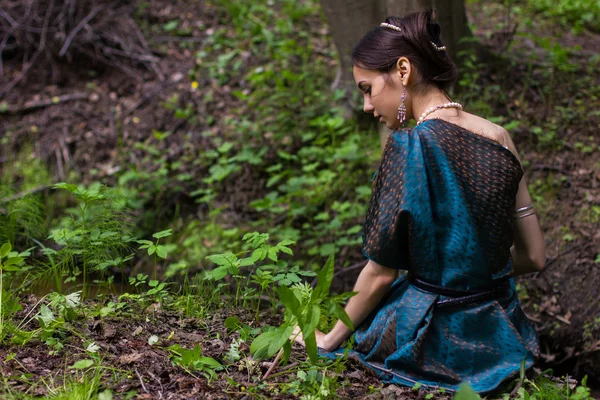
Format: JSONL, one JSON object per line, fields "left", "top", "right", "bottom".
{"left": 488, "top": 121, "right": 520, "bottom": 161}
{"left": 459, "top": 113, "right": 520, "bottom": 160}
{"left": 463, "top": 114, "right": 505, "bottom": 144}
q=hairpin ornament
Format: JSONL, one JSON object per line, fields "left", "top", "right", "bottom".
{"left": 380, "top": 21, "right": 447, "bottom": 52}
{"left": 380, "top": 22, "right": 402, "bottom": 32}
{"left": 431, "top": 42, "right": 446, "bottom": 51}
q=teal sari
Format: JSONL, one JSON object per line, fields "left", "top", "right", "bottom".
{"left": 323, "top": 119, "right": 539, "bottom": 394}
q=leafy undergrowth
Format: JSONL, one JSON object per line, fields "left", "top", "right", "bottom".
{"left": 1, "top": 239, "right": 595, "bottom": 400}
{"left": 0, "top": 259, "right": 420, "bottom": 399}
{"left": 0, "top": 293, "right": 594, "bottom": 399}
{"left": 0, "top": 290, "right": 592, "bottom": 400}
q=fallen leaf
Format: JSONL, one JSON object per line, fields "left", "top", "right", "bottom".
{"left": 346, "top": 370, "right": 363, "bottom": 380}
{"left": 118, "top": 353, "right": 143, "bottom": 364}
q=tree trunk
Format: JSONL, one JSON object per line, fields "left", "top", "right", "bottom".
{"left": 321, "top": 0, "right": 471, "bottom": 149}
{"left": 320, "top": 0, "right": 386, "bottom": 101}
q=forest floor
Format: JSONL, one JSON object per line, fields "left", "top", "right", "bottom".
{"left": 0, "top": 295, "right": 414, "bottom": 399}
{"left": 0, "top": 0, "right": 599, "bottom": 399}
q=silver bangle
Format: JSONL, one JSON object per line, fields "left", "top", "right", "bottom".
{"left": 515, "top": 203, "right": 534, "bottom": 214}
{"left": 514, "top": 210, "right": 536, "bottom": 219}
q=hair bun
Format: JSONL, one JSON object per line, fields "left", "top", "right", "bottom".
{"left": 426, "top": 21, "right": 441, "bottom": 44}
{"left": 352, "top": 9, "right": 457, "bottom": 91}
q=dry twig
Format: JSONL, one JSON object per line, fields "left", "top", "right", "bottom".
{"left": 260, "top": 348, "right": 285, "bottom": 382}
{"left": 0, "top": 186, "right": 53, "bottom": 205}
{"left": 1, "top": 92, "right": 88, "bottom": 114}
{"left": 59, "top": 5, "right": 104, "bottom": 56}
{"left": 0, "top": 0, "right": 160, "bottom": 96}
{"left": 134, "top": 368, "right": 149, "bottom": 393}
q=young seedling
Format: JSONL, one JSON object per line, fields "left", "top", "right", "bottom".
{"left": 0, "top": 242, "right": 25, "bottom": 343}
{"left": 250, "top": 254, "right": 355, "bottom": 379}
{"left": 137, "top": 229, "right": 172, "bottom": 281}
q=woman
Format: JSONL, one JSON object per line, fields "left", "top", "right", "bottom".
{"left": 294, "top": 10, "right": 545, "bottom": 394}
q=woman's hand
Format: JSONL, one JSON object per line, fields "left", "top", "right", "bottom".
{"left": 290, "top": 326, "right": 337, "bottom": 352}
{"left": 315, "top": 330, "right": 335, "bottom": 351}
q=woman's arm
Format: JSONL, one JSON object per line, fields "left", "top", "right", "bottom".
{"left": 320, "top": 260, "right": 399, "bottom": 351}
{"left": 510, "top": 177, "right": 546, "bottom": 275}
{"left": 504, "top": 131, "right": 546, "bottom": 275}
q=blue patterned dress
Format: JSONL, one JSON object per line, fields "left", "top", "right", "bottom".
{"left": 324, "top": 119, "right": 539, "bottom": 394}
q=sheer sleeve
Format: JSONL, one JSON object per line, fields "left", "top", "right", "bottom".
{"left": 361, "top": 129, "right": 424, "bottom": 270}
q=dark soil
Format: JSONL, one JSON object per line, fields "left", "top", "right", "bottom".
{"left": 0, "top": 295, "right": 428, "bottom": 399}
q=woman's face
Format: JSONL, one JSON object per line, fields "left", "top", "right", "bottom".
{"left": 353, "top": 66, "right": 404, "bottom": 130}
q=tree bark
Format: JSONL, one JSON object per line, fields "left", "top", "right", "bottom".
{"left": 320, "top": 0, "right": 471, "bottom": 149}
{"left": 320, "top": 0, "right": 385, "bottom": 100}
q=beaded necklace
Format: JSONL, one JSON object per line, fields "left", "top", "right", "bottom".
{"left": 416, "top": 102, "right": 463, "bottom": 125}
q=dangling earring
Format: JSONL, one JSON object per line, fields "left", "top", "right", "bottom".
{"left": 397, "top": 83, "right": 407, "bottom": 125}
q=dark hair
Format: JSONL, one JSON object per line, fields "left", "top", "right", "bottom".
{"left": 352, "top": 9, "right": 457, "bottom": 91}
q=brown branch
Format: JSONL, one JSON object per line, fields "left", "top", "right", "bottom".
{"left": 55, "top": 146, "right": 65, "bottom": 180}
{"left": 134, "top": 23, "right": 152, "bottom": 53}
{"left": 260, "top": 348, "right": 284, "bottom": 382}
{"left": 134, "top": 368, "right": 149, "bottom": 393}
{"left": 260, "top": 326, "right": 307, "bottom": 382}
{"left": 261, "top": 361, "right": 300, "bottom": 381}
{"left": 59, "top": 5, "right": 104, "bottom": 57}
{"left": 1, "top": 92, "right": 89, "bottom": 114}
{"left": 146, "top": 370, "right": 164, "bottom": 399}
{"left": 152, "top": 36, "right": 205, "bottom": 43}
{"left": 582, "top": 296, "right": 600, "bottom": 317}
{"left": 543, "top": 244, "right": 581, "bottom": 270}
{"left": 39, "top": 0, "right": 54, "bottom": 52}
{"left": 530, "top": 164, "right": 570, "bottom": 175}
{"left": 99, "top": 45, "right": 160, "bottom": 63}
{"left": 0, "top": 26, "right": 16, "bottom": 76}
{"left": 0, "top": 10, "right": 19, "bottom": 29}
{"left": 78, "top": 47, "right": 142, "bottom": 80}
{"left": 0, "top": 185, "right": 53, "bottom": 205}
{"left": 510, "top": 378, "right": 524, "bottom": 397}
{"left": 0, "top": 50, "right": 40, "bottom": 98}
{"left": 0, "top": 9, "right": 20, "bottom": 77}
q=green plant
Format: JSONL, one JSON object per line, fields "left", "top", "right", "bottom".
{"left": 250, "top": 255, "right": 355, "bottom": 365}
{"left": 166, "top": 0, "right": 376, "bottom": 275}
{"left": 47, "top": 183, "right": 135, "bottom": 296}
{"left": 171, "top": 273, "right": 222, "bottom": 317}
{"left": 145, "top": 279, "right": 169, "bottom": 302}
{"left": 2, "top": 289, "right": 81, "bottom": 355}
{"left": 204, "top": 232, "right": 307, "bottom": 310}
{"left": 0, "top": 187, "right": 45, "bottom": 246}
{"left": 120, "top": 275, "right": 170, "bottom": 310}
{"left": 136, "top": 229, "right": 173, "bottom": 280}
{"left": 161, "top": 219, "right": 242, "bottom": 279}
{"left": 97, "top": 299, "right": 128, "bottom": 318}
{"left": 286, "top": 367, "right": 342, "bottom": 399}
{"left": 0, "top": 242, "right": 26, "bottom": 343}
{"left": 453, "top": 383, "right": 481, "bottom": 399}
{"left": 45, "top": 363, "right": 106, "bottom": 400}
{"left": 167, "top": 343, "right": 223, "bottom": 379}
{"left": 225, "top": 337, "right": 244, "bottom": 363}
{"left": 128, "top": 273, "right": 148, "bottom": 288}
{"left": 224, "top": 316, "right": 261, "bottom": 343}
{"left": 524, "top": 0, "right": 600, "bottom": 32}
{"left": 36, "top": 291, "right": 82, "bottom": 354}
{"left": 507, "top": 362, "right": 595, "bottom": 400}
